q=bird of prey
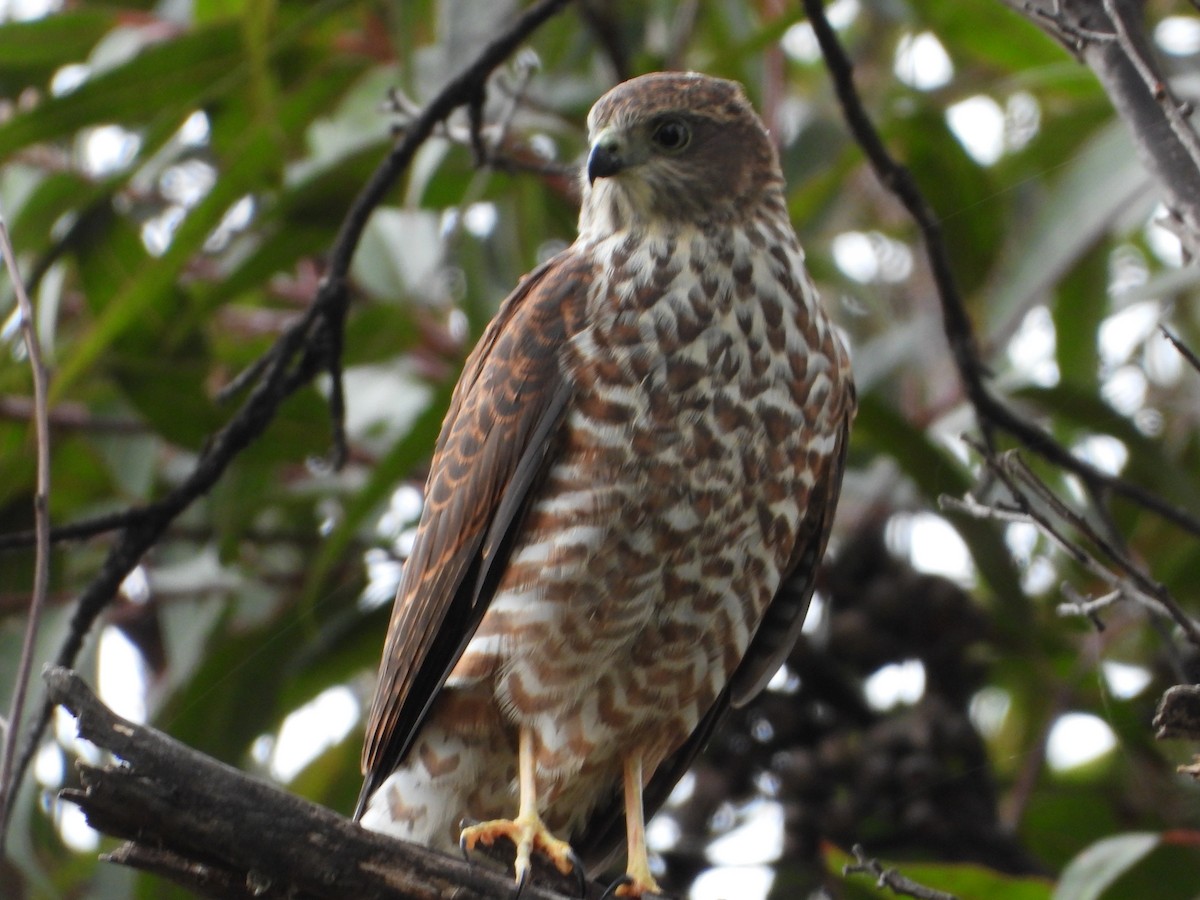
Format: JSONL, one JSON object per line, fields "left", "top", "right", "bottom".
{"left": 356, "top": 71, "right": 855, "bottom": 898}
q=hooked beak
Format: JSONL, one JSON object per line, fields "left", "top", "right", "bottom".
{"left": 587, "top": 132, "right": 625, "bottom": 184}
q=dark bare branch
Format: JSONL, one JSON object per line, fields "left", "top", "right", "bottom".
{"left": 47, "top": 666, "right": 603, "bottom": 900}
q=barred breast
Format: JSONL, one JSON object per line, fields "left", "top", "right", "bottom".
{"left": 440, "top": 213, "right": 850, "bottom": 834}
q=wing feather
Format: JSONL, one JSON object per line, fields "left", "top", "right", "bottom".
{"left": 356, "top": 250, "right": 590, "bottom": 817}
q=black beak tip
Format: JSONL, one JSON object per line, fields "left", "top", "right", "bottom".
{"left": 587, "top": 144, "right": 623, "bottom": 185}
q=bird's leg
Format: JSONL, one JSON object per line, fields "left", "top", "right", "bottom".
{"left": 615, "top": 752, "right": 662, "bottom": 897}
{"left": 460, "top": 727, "right": 579, "bottom": 891}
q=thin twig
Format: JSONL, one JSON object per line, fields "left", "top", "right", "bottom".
{"left": 0, "top": 208, "right": 52, "bottom": 848}
{"left": 487, "top": 51, "right": 541, "bottom": 163}
{"left": 802, "top": 0, "right": 993, "bottom": 446}
{"left": 1056, "top": 584, "right": 1120, "bottom": 630}
{"left": 1019, "top": 0, "right": 1116, "bottom": 54}
{"left": 843, "top": 844, "right": 960, "bottom": 900}
{"left": 803, "top": 0, "right": 1200, "bottom": 540}
{"left": 384, "top": 81, "right": 576, "bottom": 184}
{"left": 5, "top": 0, "right": 576, "bottom": 828}
{"left": 1161, "top": 326, "right": 1200, "bottom": 374}
{"left": 953, "top": 441, "right": 1200, "bottom": 647}
{"left": 1005, "top": 452, "right": 1200, "bottom": 645}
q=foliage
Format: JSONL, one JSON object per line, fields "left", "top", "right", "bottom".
{"left": 1, "top": 1, "right": 1199, "bottom": 898}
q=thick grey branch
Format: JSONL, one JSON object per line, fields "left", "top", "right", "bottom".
{"left": 1015, "top": 0, "right": 1200, "bottom": 255}
{"left": 46, "top": 666, "right": 600, "bottom": 900}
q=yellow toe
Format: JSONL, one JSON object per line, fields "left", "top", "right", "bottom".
{"left": 460, "top": 813, "right": 577, "bottom": 882}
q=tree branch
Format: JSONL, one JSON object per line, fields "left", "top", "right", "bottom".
{"left": 47, "top": 666, "right": 603, "bottom": 900}
{"left": 0, "top": 208, "right": 52, "bottom": 849}
{"left": 1015, "top": 0, "right": 1200, "bottom": 257}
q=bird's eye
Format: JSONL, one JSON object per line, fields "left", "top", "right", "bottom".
{"left": 651, "top": 119, "right": 691, "bottom": 152}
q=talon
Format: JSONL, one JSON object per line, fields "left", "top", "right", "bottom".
{"left": 460, "top": 814, "right": 578, "bottom": 888}
{"left": 567, "top": 848, "right": 587, "bottom": 898}
{"left": 600, "top": 874, "right": 632, "bottom": 900}
{"left": 513, "top": 865, "right": 529, "bottom": 900}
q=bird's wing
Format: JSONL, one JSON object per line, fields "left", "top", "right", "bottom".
{"left": 573, "top": 402, "right": 853, "bottom": 870}
{"left": 356, "top": 249, "right": 590, "bottom": 817}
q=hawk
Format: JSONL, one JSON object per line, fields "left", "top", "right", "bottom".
{"left": 356, "top": 71, "right": 854, "bottom": 897}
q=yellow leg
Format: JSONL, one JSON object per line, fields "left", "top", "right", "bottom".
{"left": 460, "top": 727, "right": 578, "bottom": 889}
{"left": 616, "top": 752, "right": 662, "bottom": 897}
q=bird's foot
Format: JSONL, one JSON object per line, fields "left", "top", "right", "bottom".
{"left": 460, "top": 813, "right": 582, "bottom": 895}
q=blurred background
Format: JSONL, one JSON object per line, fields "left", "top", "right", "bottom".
{"left": 1, "top": 1, "right": 1199, "bottom": 897}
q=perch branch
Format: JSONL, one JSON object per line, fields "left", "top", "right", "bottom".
{"left": 1101, "top": 0, "right": 1200, "bottom": 188}
{"left": 47, "top": 666, "right": 602, "bottom": 900}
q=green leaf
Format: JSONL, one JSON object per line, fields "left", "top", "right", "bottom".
{"left": 0, "top": 10, "right": 116, "bottom": 85}
{"left": 986, "top": 120, "right": 1150, "bottom": 338}
{"left": 9, "top": 170, "right": 93, "bottom": 253}
{"left": 914, "top": 1, "right": 1065, "bottom": 73}
{"left": 897, "top": 104, "right": 1005, "bottom": 298}
{"left": 55, "top": 124, "right": 279, "bottom": 400}
{"left": 0, "top": 22, "right": 244, "bottom": 161}
{"left": 1050, "top": 243, "right": 1107, "bottom": 387}
{"left": 1054, "top": 832, "right": 1160, "bottom": 900}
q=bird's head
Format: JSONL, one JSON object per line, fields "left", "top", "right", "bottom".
{"left": 579, "top": 72, "right": 784, "bottom": 238}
